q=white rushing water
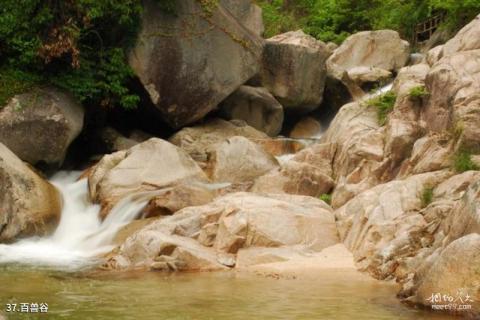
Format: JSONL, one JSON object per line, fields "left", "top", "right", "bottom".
{"left": 0, "top": 171, "right": 150, "bottom": 270}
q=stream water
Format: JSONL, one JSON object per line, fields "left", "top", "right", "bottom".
{"left": 0, "top": 268, "right": 452, "bottom": 320}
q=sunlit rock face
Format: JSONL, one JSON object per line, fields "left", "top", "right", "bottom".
{"left": 129, "top": 0, "right": 264, "bottom": 128}
{"left": 88, "top": 138, "right": 208, "bottom": 219}
{"left": 0, "top": 143, "right": 61, "bottom": 243}
{"left": 105, "top": 192, "right": 339, "bottom": 272}
{"left": 327, "top": 30, "right": 410, "bottom": 85}
{"left": 0, "top": 87, "right": 84, "bottom": 168}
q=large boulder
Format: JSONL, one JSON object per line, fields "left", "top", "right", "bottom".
{"left": 205, "top": 136, "right": 279, "bottom": 183}
{"left": 88, "top": 138, "right": 208, "bottom": 219}
{"left": 335, "top": 170, "right": 452, "bottom": 279}
{"left": 129, "top": 0, "right": 264, "bottom": 128}
{"left": 220, "top": 0, "right": 264, "bottom": 36}
{"left": 260, "top": 30, "right": 330, "bottom": 112}
{"left": 0, "top": 143, "right": 62, "bottom": 242}
{"left": 327, "top": 30, "right": 410, "bottom": 86}
{"left": 407, "top": 233, "right": 480, "bottom": 317}
{"left": 219, "top": 86, "right": 284, "bottom": 136}
{"left": 212, "top": 193, "right": 339, "bottom": 254}
{"left": 0, "top": 87, "right": 84, "bottom": 167}
{"left": 441, "top": 14, "right": 480, "bottom": 57}
{"left": 169, "top": 119, "right": 269, "bottom": 164}
{"left": 321, "top": 102, "right": 387, "bottom": 207}
{"left": 252, "top": 142, "right": 336, "bottom": 197}
{"left": 106, "top": 192, "right": 339, "bottom": 271}
{"left": 422, "top": 49, "right": 480, "bottom": 150}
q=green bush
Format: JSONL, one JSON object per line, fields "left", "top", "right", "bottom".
{"left": 409, "top": 85, "right": 429, "bottom": 98}
{"left": 319, "top": 193, "right": 332, "bottom": 205}
{"left": 0, "top": 0, "right": 144, "bottom": 109}
{"left": 421, "top": 187, "right": 434, "bottom": 208}
{"left": 365, "top": 91, "right": 397, "bottom": 126}
{"left": 454, "top": 151, "right": 479, "bottom": 173}
{"left": 257, "top": 0, "right": 480, "bottom": 44}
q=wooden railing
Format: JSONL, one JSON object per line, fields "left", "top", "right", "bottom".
{"left": 413, "top": 13, "right": 445, "bottom": 45}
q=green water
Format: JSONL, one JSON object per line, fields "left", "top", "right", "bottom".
{"left": 0, "top": 267, "right": 452, "bottom": 320}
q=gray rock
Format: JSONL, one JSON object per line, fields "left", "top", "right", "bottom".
{"left": 260, "top": 30, "right": 330, "bottom": 112}
{"left": 129, "top": 0, "right": 264, "bottom": 128}
{"left": 219, "top": 86, "right": 284, "bottom": 136}
{"left": 0, "top": 87, "right": 84, "bottom": 167}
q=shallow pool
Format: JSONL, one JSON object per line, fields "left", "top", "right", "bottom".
{"left": 0, "top": 266, "right": 453, "bottom": 320}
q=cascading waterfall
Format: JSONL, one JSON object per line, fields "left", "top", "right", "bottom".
{"left": 275, "top": 82, "right": 394, "bottom": 164}
{"left": 0, "top": 171, "right": 150, "bottom": 270}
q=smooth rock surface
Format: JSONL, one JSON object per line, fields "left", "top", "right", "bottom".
{"left": 129, "top": 0, "right": 263, "bottom": 128}
{"left": 260, "top": 30, "right": 330, "bottom": 112}
{"left": 0, "top": 143, "right": 62, "bottom": 242}
{"left": 88, "top": 138, "right": 208, "bottom": 218}
{"left": 0, "top": 87, "right": 84, "bottom": 167}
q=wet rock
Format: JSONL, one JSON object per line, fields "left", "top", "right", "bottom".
{"left": 0, "top": 87, "right": 84, "bottom": 167}
{"left": 129, "top": 0, "right": 263, "bottom": 128}
{"left": 260, "top": 30, "right": 330, "bottom": 112}
{"left": 88, "top": 138, "right": 208, "bottom": 219}
{"left": 219, "top": 86, "right": 284, "bottom": 136}
{"left": 289, "top": 117, "right": 322, "bottom": 139}
{"left": 143, "top": 182, "right": 216, "bottom": 217}
{"left": 0, "top": 143, "right": 62, "bottom": 242}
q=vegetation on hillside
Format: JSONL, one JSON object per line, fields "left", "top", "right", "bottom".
{"left": 421, "top": 186, "right": 434, "bottom": 208}
{"left": 0, "top": 0, "right": 146, "bottom": 108}
{"left": 257, "top": 0, "right": 480, "bottom": 43}
{"left": 365, "top": 91, "right": 397, "bottom": 126}
{"left": 454, "top": 150, "right": 479, "bottom": 173}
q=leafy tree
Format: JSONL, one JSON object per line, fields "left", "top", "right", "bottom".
{"left": 0, "top": 0, "right": 143, "bottom": 109}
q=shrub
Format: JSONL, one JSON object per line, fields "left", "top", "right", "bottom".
{"left": 421, "top": 187, "right": 434, "bottom": 208}
{"left": 365, "top": 91, "right": 397, "bottom": 126}
{"left": 409, "top": 85, "right": 429, "bottom": 99}
{"left": 257, "top": 1, "right": 480, "bottom": 44}
{"left": 319, "top": 193, "right": 332, "bottom": 205}
{"left": 454, "top": 150, "right": 479, "bottom": 173}
{"left": 0, "top": 0, "right": 144, "bottom": 109}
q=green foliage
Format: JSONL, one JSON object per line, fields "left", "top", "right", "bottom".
{"left": 319, "top": 193, "right": 332, "bottom": 205}
{"left": 257, "top": 0, "right": 308, "bottom": 38}
{"left": 0, "top": 0, "right": 143, "bottom": 109}
{"left": 365, "top": 91, "right": 397, "bottom": 126}
{"left": 453, "top": 150, "right": 479, "bottom": 173}
{"left": 409, "top": 85, "right": 429, "bottom": 98}
{"left": 421, "top": 187, "right": 434, "bottom": 208}
{"left": 0, "top": 68, "right": 41, "bottom": 106}
{"left": 257, "top": 0, "right": 480, "bottom": 44}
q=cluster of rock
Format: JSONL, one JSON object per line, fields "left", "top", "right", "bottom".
{"left": 1, "top": 1, "right": 480, "bottom": 318}
{"left": 94, "top": 11, "right": 480, "bottom": 318}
